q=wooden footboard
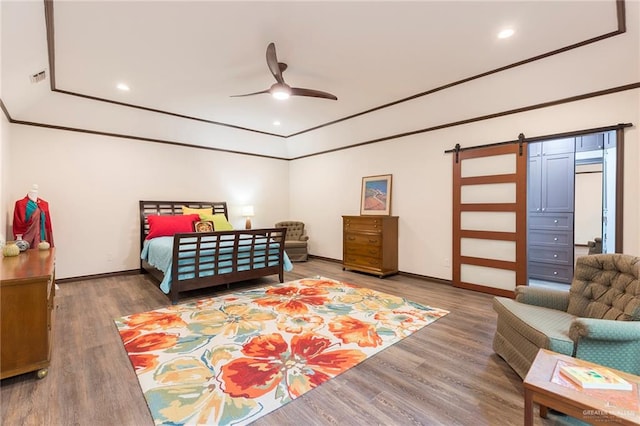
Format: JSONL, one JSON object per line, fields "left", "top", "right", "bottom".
{"left": 167, "top": 228, "right": 286, "bottom": 303}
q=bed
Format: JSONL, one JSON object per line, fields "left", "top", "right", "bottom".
{"left": 139, "top": 200, "right": 292, "bottom": 303}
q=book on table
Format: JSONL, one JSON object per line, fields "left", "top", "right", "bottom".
{"left": 559, "top": 365, "right": 633, "bottom": 391}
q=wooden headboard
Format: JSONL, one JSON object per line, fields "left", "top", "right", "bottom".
{"left": 139, "top": 200, "right": 228, "bottom": 248}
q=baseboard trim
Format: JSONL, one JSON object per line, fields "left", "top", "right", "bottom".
{"left": 56, "top": 269, "right": 141, "bottom": 284}
{"left": 58, "top": 257, "right": 453, "bottom": 287}
{"left": 309, "top": 254, "right": 452, "bottom": 286}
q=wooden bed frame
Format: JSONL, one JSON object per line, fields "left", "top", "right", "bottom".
{"left": 139, "top": 200, "right": 287, "bottom": 303}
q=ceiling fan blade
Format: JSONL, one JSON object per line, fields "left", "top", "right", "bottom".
{"left": 290, "top": 87, "right": 338, "bottom": 100}
{"left": 265, "top": 43, "right": 285, "bottom": 84}
{"left": 266, "top": 43, "right": 285, "bottom": 84}
{"left": 230, "top": 89, "right": 270, "bottom": 97}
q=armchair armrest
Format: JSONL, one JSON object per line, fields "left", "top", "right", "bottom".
{"left": 570, "top": 318, "right": 640, "bottom": 342}
{"left": 515, "top": 285, "right": 569, "bottom": 311}
{"left": 300, "top": 234, "right": 309, "bottom": 241}
{"left": 570, "top": 318, "right": 640, "bottom": 375}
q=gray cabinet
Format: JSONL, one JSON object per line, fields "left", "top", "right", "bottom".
{"left": 528, "top": 139, "right": 575, "bottom": 214}
{"left": 576, "top": 134, "right": 604, "bottom": 152}
{"left": 528, "top": 139, "right": 575, "bottom": 284}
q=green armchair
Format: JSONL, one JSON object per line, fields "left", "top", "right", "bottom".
{"left": 493, "top": 253, "right": 640, "bottom": 379}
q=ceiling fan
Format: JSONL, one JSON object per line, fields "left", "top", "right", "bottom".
{"left": 231, "top": 42, "right": 337, "bottom": 101}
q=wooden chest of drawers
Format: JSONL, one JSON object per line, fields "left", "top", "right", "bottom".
{"left": 1, "top": 248, "right": 56, "bottom": 379}
{"left": 342, "top": 216, "right": 398, "bottom": 277}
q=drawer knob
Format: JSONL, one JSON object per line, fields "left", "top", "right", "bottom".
{"left": 554, "top": 220, "right": 558, "bottom": 223}
{"left": 369, "top": 239, "right": 377, "bottom": 243}
{"left": 553, "top": 271, "right": 558, "bottom": 275}
{"left": 553, "top": 237, "right": 558, "bottom": 241}
{"left": 553, "top": 254, "right": 558, "bottom": 258}
{"left": 348, "top": 237, "right": 355, "bottom": 241}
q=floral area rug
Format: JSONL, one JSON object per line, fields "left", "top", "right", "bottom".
{"left": 114, "top": 277, "right": 449, "bottom": 425}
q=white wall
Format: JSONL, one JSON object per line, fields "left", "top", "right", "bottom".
{"left": 5, "top": 93, "right": 639, "bottom": 282}
{"left": 289, "top": 90, "right": 640, "bottom": 281}
{"left": 7, "top": 126, "right": 289, "bottom": 279}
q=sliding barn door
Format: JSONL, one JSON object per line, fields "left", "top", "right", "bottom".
{"left": 452, "top": 144, "right": 528, "bottom": 297}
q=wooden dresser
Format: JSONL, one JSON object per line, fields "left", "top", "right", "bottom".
{"left": 342, "top": 216, "right": 398, "bottom": 277}
{"left": 1, "top": 248, "right": 56, "bottom": 379}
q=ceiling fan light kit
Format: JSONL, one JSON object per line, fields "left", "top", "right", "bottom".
{"left": 231, "top": 42, "right": 337, "bottom": 101}
{"left": 271, "top": 83, "right": 291, "bottom": 100}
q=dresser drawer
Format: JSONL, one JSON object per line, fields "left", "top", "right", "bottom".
{"left": 528, "top": 262, "right": 573, "bottom": 283}
{"left": 528, "top": 213, "right": 573, "bottom": 231}
{"left": 528, "top": 230, "right": 572, "bottom": 247}
{"left": 344, "top": 255, "right": 382, "bottom": 269}
{"left": 343, "top": 217, "right": 383, "bottom": 233}
{"left": 344, "top": 244, "right": 382, "bottom": 258}
{"left": 528, "top": 246, "right": 573, "bottom": 265}
{"left": 344, "top": 233, "right": 382, "bottom": 246}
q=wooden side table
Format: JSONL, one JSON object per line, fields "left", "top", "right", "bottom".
{"left": 524, "top": 349, "right": 640, "bottom": 425}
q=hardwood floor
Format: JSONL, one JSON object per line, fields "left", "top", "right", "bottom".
{"left": 1, "top": 259, "right": 567, "bottom": 425}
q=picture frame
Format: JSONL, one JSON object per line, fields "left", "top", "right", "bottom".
{"left": 193, "top": 220, "right": 214, "bottom": 233}
{"left": 360, "top": 174, "right": 392, "bottom": 215}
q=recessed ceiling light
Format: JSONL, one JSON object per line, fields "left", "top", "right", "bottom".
{"left": 116, "top": 83, "right": 130, "bottom": 91}
{"left": 498, "top": 28, "right": 515, "bottom": 39}
{"left": 273, "top": 121, "right": 281, "bottom": 126}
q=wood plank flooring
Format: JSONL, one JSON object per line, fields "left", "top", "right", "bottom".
{"left": 1, "top": 259, "right": 568, "bottom": 425}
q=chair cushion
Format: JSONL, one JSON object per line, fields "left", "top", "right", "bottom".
{"left": 284, "top": 240, "right": 307, "bottom": 249}
{"left": 567, "top": 254, "right": 640, "bottom": 321}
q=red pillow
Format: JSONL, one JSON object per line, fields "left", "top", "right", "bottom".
{"left": 146, "top": 214, "right": 200, "bottom": 240}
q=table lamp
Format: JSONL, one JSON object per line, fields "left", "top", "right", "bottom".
{"left": 242, "top": 205, "right": 254, "bottom": 229}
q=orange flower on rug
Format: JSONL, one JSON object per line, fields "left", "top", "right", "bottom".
{"left": 114, "top": 277, "right": 449, "bottom": 425}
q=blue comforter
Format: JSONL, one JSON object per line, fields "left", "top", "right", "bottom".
{"left": 141, "top": 236, "right": 293, "bottom": 294}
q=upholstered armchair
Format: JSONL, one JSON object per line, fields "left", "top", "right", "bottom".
{"left": 275, "top": 221, "right": 309, "bottom": 262}
{"left": 492, "top": 253, "right": 640, "bottom": 379}
{"left": 587, "top": 237, "right": 603, "bottom": 254}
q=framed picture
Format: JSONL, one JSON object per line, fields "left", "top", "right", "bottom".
{"left": 193, "top": 220, "right": 214, "bottom": 233}
{"left": 360, "top": 174, "right": 392, "bottom": 215}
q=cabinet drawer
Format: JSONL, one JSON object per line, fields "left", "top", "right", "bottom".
{"left": 343, "top": 217, "right": 383, "bottom": 233}
{"left": 528, "top": 246, "right": 573, "bottom": 265}
{"left": 345, "top": 244, "right": 381, "bottom": 258}
{"left": 528, "top": 262, "right": 573, "bottom": 283}
{"left": 344, "top": 233, "right": 381, "bottom": 246}
{"left": 528, "top": 230, "right": 572, "bottom": 247}
{"left": 528, "top": 213, "right": 573, "bottom": 231}
{"left": 344, "top": 255, "right": 382, "bottom": 269}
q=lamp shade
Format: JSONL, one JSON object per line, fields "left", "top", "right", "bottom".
{"left": 242, "top": 205, "right": 255, "bottom": 217}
